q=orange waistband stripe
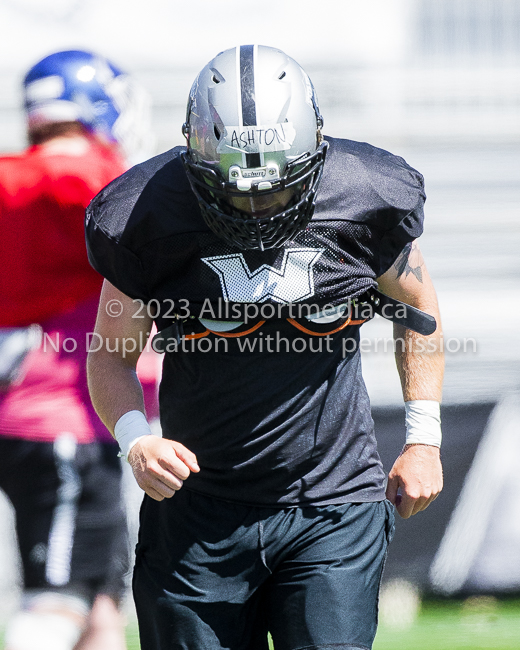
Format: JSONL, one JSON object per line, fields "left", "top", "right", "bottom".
{"left": 184, "top": 317, "right": 366, "bottom": 341}
{"left": 184, "top": 330, "right": 210, "bottom": 340}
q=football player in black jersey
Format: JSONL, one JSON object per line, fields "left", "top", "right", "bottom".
{"left": 86, "top": 45, "right": 444, "bottom": 650}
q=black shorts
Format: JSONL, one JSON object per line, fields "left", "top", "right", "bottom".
{"left": 133, "top": 490, "right": 395, "bottom": 650}
{"left": 0, "top": 436, "right": 129, "bottom": 605}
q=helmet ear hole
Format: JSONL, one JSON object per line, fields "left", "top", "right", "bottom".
{"left": 278, "top": 71, "right": 286, "bottom": 80}
{"left": 214, "top": 125, "right": 221, "bottom": 140}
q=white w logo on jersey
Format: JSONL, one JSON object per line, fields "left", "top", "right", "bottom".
{"left": 202, "top": 249, "right": 324, "bottom": 303}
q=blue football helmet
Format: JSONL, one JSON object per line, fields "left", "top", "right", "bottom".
{"left": 23, "top": 49, "right": 154, "bottom": 162}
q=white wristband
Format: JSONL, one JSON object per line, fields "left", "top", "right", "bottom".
{"left": 405, "top": 400, "right": 442, "bottom": 447}
{"left": 114, "top": 410, "right": 152, "bottom": 461}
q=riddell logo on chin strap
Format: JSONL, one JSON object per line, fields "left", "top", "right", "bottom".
{"left": 202, "top": 249, "right": 323, "bottom": 303}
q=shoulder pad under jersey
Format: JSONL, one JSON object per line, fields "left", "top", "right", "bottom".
{"left": 85, "top": 146, "right": 203, "bottom": 244}
{"left": 85, "top": 146, "right": 204, "bottom": 300}
{"left": 313, "top": 137, "right": 425, "bottom": 232}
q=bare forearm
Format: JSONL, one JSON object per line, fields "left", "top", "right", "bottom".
{"left": 378, "top": 243, "right": 444, "bottom": 516}
{"left": 393, "top": 263, "right": 444, "bottom": 401}
{"left": 87, "top": 349, "right": 146, "bottom": 434}
{"left": 394, "top": 322, "right": 444, "bottom": 402}
{"left": 87, "top": 280, "right": 153, "bottom": 434}
{"left": 377, "top": 241, "right": 444, "bottom": 402}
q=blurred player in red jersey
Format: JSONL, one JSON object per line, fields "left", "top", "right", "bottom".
{"left": 0, "top": 50, "right": 157, "bottom": 650}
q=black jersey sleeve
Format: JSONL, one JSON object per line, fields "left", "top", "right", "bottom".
{"left": 369, "top": 148, "right": 425, "bottom": 276}
{"left": 314, "top": 137, "right": 426, "bottom": 277}
{"left": 85, "top": 217, "right": 150, "bottom": 302}
{"left": 375, "top": 208, "right": 424, "bottom": 277}
{"left": 85, "top": 148, "right": 184, "bottom": 301}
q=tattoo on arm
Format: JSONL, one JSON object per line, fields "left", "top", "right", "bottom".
{"left": 394, "top": 242, "right": 424, "bottom": 283}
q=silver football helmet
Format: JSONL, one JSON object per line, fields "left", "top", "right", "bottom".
{"left": 182, "top": 44, "right": 328, "bottom": 250}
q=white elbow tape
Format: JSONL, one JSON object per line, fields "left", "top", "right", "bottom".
{"left": 405, "top": 400, "right": 442, "bottom": 447}
{"left": 114, "top": 410, "right": 153, "bottom": 460}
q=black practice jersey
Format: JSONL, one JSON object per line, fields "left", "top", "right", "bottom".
{"left": 86, "top": 136, "right": 425, "bottom": 506}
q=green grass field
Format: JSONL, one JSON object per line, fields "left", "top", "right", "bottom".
{"left": 1, "top": 598, "right": 518, "bottom": 649}
{"left": 123, "top": 598, "right": 520, "bottom": 650}
{"left": 373, "top": 598, "right": 520, "bottom": 650}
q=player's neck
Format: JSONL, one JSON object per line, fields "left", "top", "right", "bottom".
{"left": 38, "top": 134, "right": 91, "bottom": 156}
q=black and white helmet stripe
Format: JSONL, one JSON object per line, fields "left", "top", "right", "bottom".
{"left": 238, "top": 44, "right": 262, "bottom": 169}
